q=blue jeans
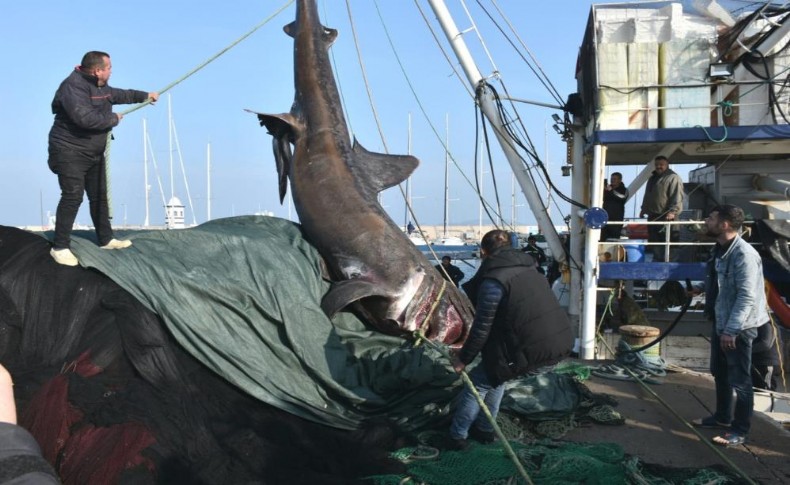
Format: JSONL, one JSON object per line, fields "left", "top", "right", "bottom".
{"left": 449, "top": 365, "right": 505, "bottom": 439}
{"left": 710, "top": 326, "right": 758, "bottom": 436}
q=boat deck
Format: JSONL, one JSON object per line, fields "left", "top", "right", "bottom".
{"left": 564, "top": 361, "right": 790, "bottom": 483}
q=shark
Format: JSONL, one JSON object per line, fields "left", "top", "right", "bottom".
{"left": 248, "top": 0, "right": 474, "bottom": 345}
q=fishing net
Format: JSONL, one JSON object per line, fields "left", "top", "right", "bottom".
{"left": 370, "top": 439, "right": 736, "bottom": 485}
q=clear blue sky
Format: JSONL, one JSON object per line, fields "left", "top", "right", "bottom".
{"left": 0, "top": 0, "right": 598, "bottom": 229}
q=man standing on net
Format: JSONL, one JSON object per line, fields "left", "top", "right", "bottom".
{"left": 48, "top": 51, "right": 159, "bottom": 266}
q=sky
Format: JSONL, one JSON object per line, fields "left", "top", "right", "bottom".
{"left": 0, "top": 0, "right": 600, "bottom": 229}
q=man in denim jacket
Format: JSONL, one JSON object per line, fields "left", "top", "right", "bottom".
{"left": 692, "top": 205, "right": 768, "bottom": 447}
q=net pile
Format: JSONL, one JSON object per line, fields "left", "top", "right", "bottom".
{"left": 370, "top": 439, "right": 735, "bottom": 484}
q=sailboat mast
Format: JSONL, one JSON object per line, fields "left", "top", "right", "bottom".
{"left": 168, "top": 94, "right": 174, "bottom": 199}
{"left": 207, "top": 142, "right": 212, "bottom": 222}
{"left": 143, "top": 118, "right": 150, "bottom": 227}
{"left": 443, "top": 113, "right": 449, "bottom": 238}
{"left": 405, "top": 113, "right": 412, "bottom": 227}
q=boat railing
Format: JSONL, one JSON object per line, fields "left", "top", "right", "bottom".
{"left": 596, "top": 219, "right": 768, "bottom": 283}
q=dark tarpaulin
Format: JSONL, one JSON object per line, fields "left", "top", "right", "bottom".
{"left": 63, "top": 215, "right": 459, "bottom": 430}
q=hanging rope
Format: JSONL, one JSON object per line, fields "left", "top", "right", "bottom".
{"left": 595, "top": 327, "right": 758, "bottom": 485}
{"left": 414, "top": 334, "right": 535, "bottom": 485}
{"left": 103, "top": 0, "right": 293, "bottom": 218}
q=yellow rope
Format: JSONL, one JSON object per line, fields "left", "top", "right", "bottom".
{"left": 414, "top": 279, "right": 448, "bottom": 346}
{"left": 103, "top": 0, "right": 293, "bottom": 218}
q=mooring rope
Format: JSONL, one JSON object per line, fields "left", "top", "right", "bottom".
{"left": 595, "top": 332, "right": 758, "bottom": 485}
{"left": 414, "top": 334, "right": 534, "bottom": 485}
{"left": 103, "top": 0, "right": 294, "bottom": 218}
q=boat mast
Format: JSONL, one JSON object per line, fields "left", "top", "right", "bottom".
{"left": 443, "top": 113, "right": 450, "bottom": 238}
{"left": 143, "top": 118, "right": 150, "bottom": 227}
{"left": 168, "top": 94, "right": 174, "bottom": 200}
{"left": 207, "top": 142, "right": 212, "bottom": 222}
{"left": 405, "top": 113, "right": 412, "bottom": 228}
{"left": 427, "top": 0, "right": 565, "bottom": 264}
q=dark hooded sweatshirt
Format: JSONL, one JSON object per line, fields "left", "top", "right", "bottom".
{"left": 460, "top": 248, "right": 573, "bottom": 385}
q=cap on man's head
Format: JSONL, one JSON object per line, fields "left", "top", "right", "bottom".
{"left": 441, "top": 256, "right": 451, "bottom": 262}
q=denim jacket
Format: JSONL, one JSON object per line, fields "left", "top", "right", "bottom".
{"left": 707, "top": 235, "right": 769, "bottom": 336}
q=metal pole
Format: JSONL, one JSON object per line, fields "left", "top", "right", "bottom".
{"left": 569, "top": 122, "right": 585, "bottom": 325}
{"left": 580, "top": 144, "right": 605, "bottom": 360}
{"left": 428, "top": 0, "right": 565, "bottom": 264}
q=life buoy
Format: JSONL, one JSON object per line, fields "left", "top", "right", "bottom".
{"left": 765, "top": 280, "right": 790, "bottom": 330}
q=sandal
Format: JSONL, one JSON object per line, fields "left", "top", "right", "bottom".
{"left": 692, "top": 416, "right": 730, "bottom": 429}
{"left": 712, "top": 433, "right": 745, "bottom": 447}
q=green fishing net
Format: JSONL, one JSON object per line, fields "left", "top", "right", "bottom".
{"left": 370, "top": 439, "right": 734, "bottom": 485}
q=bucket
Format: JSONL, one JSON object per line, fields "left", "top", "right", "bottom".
{"left": 622, "top": 240, "right": 646, "bottom": 262}
{"left": 618, "top": 325, "right": 660, "bottom": 357}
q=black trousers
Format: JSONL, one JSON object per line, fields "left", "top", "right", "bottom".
{"left": 49, "top": 148, "right": 114, "bottom": 249}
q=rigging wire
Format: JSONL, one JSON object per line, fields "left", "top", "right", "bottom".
{"left": 413, "top": 0, "right": 583, "bottom": 232}
{"left": 344, "top": 0, "right": 389, "bottom": 153}
{"left": 372, "top": 0, "right": 507, "bottom": 230}
{"left": 481, "top": 0, "right": 566, "bottom": 106}
{"left": 120, "top": 0, "right": 293, "bottom": 116}
{"left": 323, "top": 0, "right": 355, "bottom": 138}
{"left": 105, "top": 0, "right": 294, "bottom": 218}
{"left": 412, "top": 0, "right": 475, "bottom": 99}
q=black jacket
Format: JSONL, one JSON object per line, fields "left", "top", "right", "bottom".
{"left": 48, "top": 68, "right": 148, "bottom": 155}
{"left": 435, "top": 263, "right": 464, "bottom": 287}
{"left": 603, "top": 184, "right": 628, "bottom": 222}
{"left": 459, "top": 248, "right": 573, "bottom": 385}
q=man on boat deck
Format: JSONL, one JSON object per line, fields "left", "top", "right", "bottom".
{"left": 48, "top": 51, "right": 159, "bottom": 266}
{"left": 601, "top": 172, "right": 629, "bottom": 241}
{"left": 691, "top": 205, "right": 768, "bottom": 447}
{"left": 640, "top": 156, "right": 684, "bottom": 261}
{"left": 521, "top": 235, "right": 547, "bottom": 275}
{"left": 435, "top": 256, "right": 464, "bottom": 287}
{"left": 449, "top": 230, "right": 572, "bottom": 449}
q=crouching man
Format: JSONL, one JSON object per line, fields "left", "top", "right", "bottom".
{"left": 449, "top": 230, "right": 573, "bottom": 449}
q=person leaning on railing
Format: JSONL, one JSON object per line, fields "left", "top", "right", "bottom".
{"left": 640, "top": 156, "right": 684, "bottom": 261}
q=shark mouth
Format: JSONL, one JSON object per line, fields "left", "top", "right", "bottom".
{"left": 408, "top": 279, "right": 467, "bottom": 346}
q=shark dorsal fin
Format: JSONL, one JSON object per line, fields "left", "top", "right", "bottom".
{"left": 351, "top": 140, "right": 419, "bottom": 196}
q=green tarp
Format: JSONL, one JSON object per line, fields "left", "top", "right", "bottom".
{"left": 67, "top": 216, "right": 460, "bottom": 430}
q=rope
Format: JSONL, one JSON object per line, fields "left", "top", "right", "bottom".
{"left": 344, "top": 0, "right": 388, "bottom": 153}
{"left": 103, "top": 0, "right": 293, "bottom": 218}
{"left": 375, "top": 0, "right": 506, "bottom": 235}
{"left": 413, "top": 334, "right": 535, "bottom": 485}
{"left": 594, "top": 332, "right": 759, "bottom": 485}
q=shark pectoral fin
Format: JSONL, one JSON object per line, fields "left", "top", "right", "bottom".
{"left": 321, "top": 279, "right": 381, "bottom": 318}
{"left": 272, "top": 136, "right": 291, "bottom": 202}
{"left": 351, "top": 140, "right": 420, "bottom": 195}
{"left": 246, "top": 110, "right": 298, "bottom": 203}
